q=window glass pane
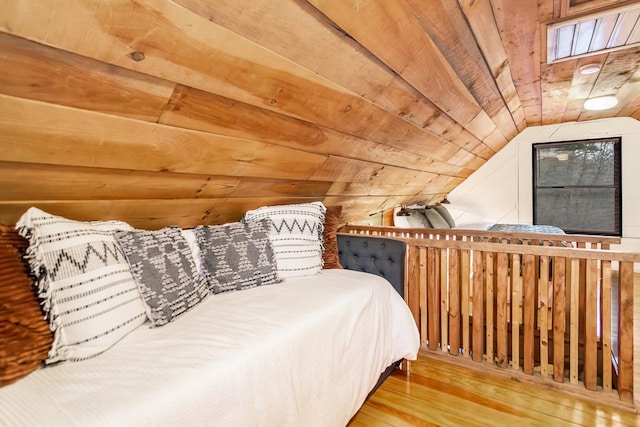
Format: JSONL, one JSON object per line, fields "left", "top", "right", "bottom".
{"left": 533, "top": 137, "right": 620, "bottom": 236}
{"left": 535, "top": 188, "right": 616, "bottom": 234}
{"left": 536, "top": 142, "right": 615, "bottom": 186}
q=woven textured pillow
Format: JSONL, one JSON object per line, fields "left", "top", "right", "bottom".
{"left": 16, "top": 208, "right": 147, "bottom": 363}
{"left": 0, "top": 225, "right": 53, "bottom": 386}
{"left": 116, "top": 227, "right": 209, "bottom": 327}
{"left": 242, "top": 202, "right": 326, "bottom": 278}
{"left": 194, "top": 219, "right": 280, "bottom": 294}
{"left": 322, "top": 205, "right": 343, "bottom": 269}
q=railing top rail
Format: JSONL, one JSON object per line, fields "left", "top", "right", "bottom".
{"left": 407, "top": 237, "right": 640, "bottom": 262}
{"left": 340, "top": 225, "right": 622, "bottom": 245}
{"left": 337, "top": 232, "right": 640, "bottom": 262}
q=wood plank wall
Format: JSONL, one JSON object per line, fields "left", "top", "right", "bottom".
{"left": 0, "top": 0, "right": 510, "bottom": 229}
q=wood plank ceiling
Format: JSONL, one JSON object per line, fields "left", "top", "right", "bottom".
{"left": 0, "top": 0, "right": 639, "bottom": 228}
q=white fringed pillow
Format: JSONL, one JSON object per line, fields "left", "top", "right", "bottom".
{"left": 242, "top": 202, "right": 326, "bottom": 278}
{"left": 16, "top": 207, "right": 147, "bottom": 363}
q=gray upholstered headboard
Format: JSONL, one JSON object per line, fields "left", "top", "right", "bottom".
{"left": 336, "top": 233, "right": 406, "bottom": 298}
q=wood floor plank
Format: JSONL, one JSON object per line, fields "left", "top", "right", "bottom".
{"left": 408, "top": 355, "right": 637, "bottom": 423}
{"left": 350, "top": 352, "right": 640, "bottom": 427}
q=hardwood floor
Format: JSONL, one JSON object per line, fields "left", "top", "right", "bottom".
{"left": 349, "top": 351, "right": 639, "bottom": 426}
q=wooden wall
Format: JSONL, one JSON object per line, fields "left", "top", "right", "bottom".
{"left": 0, "top": 0, "right": 637, "bottom": 229}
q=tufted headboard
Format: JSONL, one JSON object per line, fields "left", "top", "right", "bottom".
{"left": 336, "top": 233, "right": 406, "bottom": 298}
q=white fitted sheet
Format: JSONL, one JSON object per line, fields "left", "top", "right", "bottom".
{"left": 0, "top": 269, "right": 419, "bottom": 427}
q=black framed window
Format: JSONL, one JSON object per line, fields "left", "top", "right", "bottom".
{"left": 533, "top": 137, "right": 621, "bottom": 236}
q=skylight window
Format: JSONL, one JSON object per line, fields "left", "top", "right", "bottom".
{"left": 547, "top": 3, "right": 640, "bottom": 63}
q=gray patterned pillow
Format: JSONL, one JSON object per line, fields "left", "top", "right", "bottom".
{"left": 194, "top": 219, "right": 280, "bottom": 294}
{"left": 116, "top": 227, "right": 209, "bottom": 327}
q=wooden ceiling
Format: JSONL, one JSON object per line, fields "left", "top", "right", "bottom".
{"left": 0, "top": 0, "right": 639, "bottom": 228}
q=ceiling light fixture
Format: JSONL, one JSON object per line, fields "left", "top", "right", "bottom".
{"left": 584, "top": 95, "right": 618, "bottom": 111}
{"left": 579, "top": 63, "right": 601, "bottom": 75}
{"left": 556, "top": 153, "right": 569, "bottom": 161}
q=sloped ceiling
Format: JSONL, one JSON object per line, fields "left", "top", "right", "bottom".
{"left": 0, "top": 0, "right": 639, "bottom": 227}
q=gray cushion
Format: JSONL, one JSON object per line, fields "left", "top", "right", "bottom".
{"left": 434, "top": 205, "right": 456, "bottom": 228}
{"left": 194, "top": 219, "right": 280, "bottom": 294}
{"left": 116, "top": 227, "right": 209, "bottom": 327}
{"left": 403, "top": 209, "right": 432, "bottom": 228}
{"left": 424, "top": 207, "right": 451, "bottom": 229}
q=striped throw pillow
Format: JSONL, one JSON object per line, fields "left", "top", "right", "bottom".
{"left": 242, "top": 202, "right": 326, "bottom": 278}
{"left": 16, "top": 208, "right": 147, "bottom": 363}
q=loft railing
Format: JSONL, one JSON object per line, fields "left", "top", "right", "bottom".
{"left": 340, "top": 225, "right": 621, "bottom": 249}
{"left": 339, "top": 226, "right": 638, "bottom": 405}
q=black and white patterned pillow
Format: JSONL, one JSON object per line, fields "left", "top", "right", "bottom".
{"left": 116, "top": 227, "right": 209, "bottom": 327}
{"left": 16, "top": 207, "right": 147, "bottom": 363}
{"left": 194, "top": 219, "right": 280, "bottom": 294}
{"left": 242, "top": 202, "right": 326, "bottom": 278}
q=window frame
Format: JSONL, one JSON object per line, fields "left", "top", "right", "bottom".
{"left": 532, "top": 137, "right": 622, "bottom": 236}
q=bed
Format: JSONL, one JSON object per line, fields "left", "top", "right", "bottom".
{"left": 0, "top": 206, "right": 420, "bottom": 427}
{"left": 0, "top": 269, "right": 418, "bottom": 427}
{"left": 393, "top": 205, "right": 565, "bottom": 234}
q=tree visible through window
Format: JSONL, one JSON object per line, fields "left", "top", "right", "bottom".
{"left": 533, "top": 137, "right": 621, "bottom": 236}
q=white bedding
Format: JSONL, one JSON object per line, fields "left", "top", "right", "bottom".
{"left": 0, "top": 269, "right": 419, "bottom": 427}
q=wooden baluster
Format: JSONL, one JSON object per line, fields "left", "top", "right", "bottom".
{"left": 570, "top": 258, "right": 580, "bottom": 385}
{"left": 539, "top": 255, "right": 549, "bottom": 378}
{"left": 511, "top": 253, "right": 521, "bottom": 371}
{"left": 496, "top": 252, "right": 508, "bottom": 368}
{"left": 577, "top": 243, "right": 587, "bottom": 363}
{"left": 461, "top": 249, "right": 471, "bottom": 358}
{"left": 427, "top": 247, "right": 440, "bottom": 351}
{"left": 485, "top": 252, "right": 494, "bottom": 364}
{"left": 523, "top": 254, "right": 536, "bottom": 375}
{"left": 601, "top": 260, "right": 612, "bottom": 393}
{"left": 406, "top": 245, "right": 420, "bottom": 328}
{"left": 440, "top": 248, "right": 448, "bottom": 353}
{"left": 449, "top": 249, "right": 460, "bottom": 356}
{"left": 419, "top": 247, "right": 428, "bottom": 350}
{"left": 552, "top": 257, "right": 566, "bottom": 383}
{"left": 472, "top": 250, "right": 484, "bottom": 362}
{"left": 617, "top": 261, "right": 634, "bottom": 401}
{"left": 584, "top": 259, "right": 598, "bottom": 390}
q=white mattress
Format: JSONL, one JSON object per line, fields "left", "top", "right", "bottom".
{"left": 0, "top": 269, "right": 419, "bottom": 427}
